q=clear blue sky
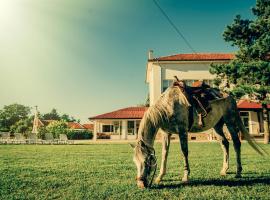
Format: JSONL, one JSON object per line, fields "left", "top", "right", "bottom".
{"left": 0, "top": 0, "right": 255, "bottom": 123}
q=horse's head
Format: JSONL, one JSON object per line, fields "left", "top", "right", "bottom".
{"left": 130, "top": 140, "right": 157, "bottom": 189}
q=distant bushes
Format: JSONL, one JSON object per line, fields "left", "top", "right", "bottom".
{"left": 97, "top": 133, "right": 110, "bottom": 139}
{"left": 66, "top": 130, "right": 93, "bottom": 140}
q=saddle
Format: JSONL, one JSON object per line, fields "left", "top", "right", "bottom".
{"left": 173, "top": 77, "right": 222, "bottom": 128}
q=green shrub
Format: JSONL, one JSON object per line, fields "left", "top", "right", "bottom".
{"left": 37, "top": 126, "right": 47, "bottom": 139}
{"left": 66, "top": 130, "right": 93, "bottom": 140}
{"left": 46, "top": 120, "right": 69, "bottom": 138}
{"left": 97, "top": 133, "right": 110, "bottom": 139}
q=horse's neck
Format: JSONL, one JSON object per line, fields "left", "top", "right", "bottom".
{"left": 138, "top": 118, "right": 158, "bottom": 147}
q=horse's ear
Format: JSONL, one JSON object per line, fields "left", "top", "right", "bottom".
{"left": 129, "top": 143, "right": 136, "bottom": 149}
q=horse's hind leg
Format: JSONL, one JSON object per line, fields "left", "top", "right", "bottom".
{"left": 155, "top": 132, "right": 171, "bottom": 184}
{"left": 214, "top": 119, "right": 229, "bottom": 176}
{"left": 179, "top": 131, "right": 190, "bottom": 183}
{"left": 226, "top": 121, "right": 242, "bottom": 178}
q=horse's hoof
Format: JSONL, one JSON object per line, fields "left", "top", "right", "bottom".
{"left": 182, "top": 178, "right": 188, "bottom": 183}
{"left": 155, "top": 177, "right": 161, "bottom": 184}
{"left": 220, "top": 171, "right": 227, "bottom": 176}
{"left": 137, "top": 181, "right": 145, "bottom": 189}
{"left": 235, "top": 174, "right": 242, "bottom": 178}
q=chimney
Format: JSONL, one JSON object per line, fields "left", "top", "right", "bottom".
{"left": 148, "top": 50, "right": 154, "bottom": 60}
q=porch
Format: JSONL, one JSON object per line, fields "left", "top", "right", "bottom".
{"left": 93, "top": 119, "right": 141, "bottom": 140}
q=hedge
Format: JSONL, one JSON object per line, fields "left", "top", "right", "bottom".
{"left": 66, "top": 130, "right": 93, "bottom": 140}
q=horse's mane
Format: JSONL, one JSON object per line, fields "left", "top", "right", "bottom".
{"left": 138, "top": 86, "right": 190, "bottom": 141}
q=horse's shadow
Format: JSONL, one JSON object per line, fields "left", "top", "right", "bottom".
{"left": 152, "top": 174, "right": 270, "bottom": 189}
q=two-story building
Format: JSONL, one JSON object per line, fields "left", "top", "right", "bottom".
{"left": 146, "top": 50, "right": 268, "bottom": 138}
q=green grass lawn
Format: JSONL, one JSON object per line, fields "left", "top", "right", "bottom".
{"left": 0, "top": 142, "right": 270, "bottom": 200}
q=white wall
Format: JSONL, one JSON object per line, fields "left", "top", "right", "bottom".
{"left": 147, "top": 61, "right": 224, "bottom": 105}
{"left": 148, "top": 63, "right": 162, "bottom": 105}
{"left": 163, "top": 63, "right": 215, "bottom": 80}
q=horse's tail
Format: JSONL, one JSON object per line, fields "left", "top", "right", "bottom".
{"left": 235, "top": 108, "right": 267, "bottom": 156}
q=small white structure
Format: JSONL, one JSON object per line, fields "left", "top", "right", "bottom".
{"left": 89, "top": 107, "right": 147, "bottom": 140}
{"left": 32, "top": 106, "right": 39, "bottom": 134}
{"left": 237, "top": 100, "right": 270, "bottom": 136}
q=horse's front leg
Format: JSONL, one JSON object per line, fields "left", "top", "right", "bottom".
{"left": 155, "top": 132, "right": 171, "bottom": 184}
{"left": 179, "top": 131, "right": 190, "bottom": 183}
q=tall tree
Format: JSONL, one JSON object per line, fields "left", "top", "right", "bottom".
{"left": 0, "top": 104, "right": 31, "bottom": 132}
{"left": 61, "top": 114, "right": 76, "bottom": 122}
{"left": 42, "top": 108, "right": 60, "bottom": 120}
{"left": 210, "top": 0, "right": 270, "bottom": 143}
{"left": 10, "top": 118, "right": 33, "bottom": 134}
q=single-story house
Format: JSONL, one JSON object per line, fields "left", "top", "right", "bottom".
{"left": 67, "top": 122, "right": 85, "bottom": 131}
{"left": 238, "top": 100, "right": 270, "bottom": 136}
{"left": 82, "top": 123, "right": 94, "bottom": 132}
{"left": 89, "top": 107, "right": 147, "bottom": 140}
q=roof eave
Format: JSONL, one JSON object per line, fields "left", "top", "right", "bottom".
{"left": 89, "top": 117, "right": 143, "bottom": 120}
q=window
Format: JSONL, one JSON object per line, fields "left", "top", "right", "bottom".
{"left": 162, "top": 79, "right": 214, "bottom": 92}
{"left": 112, "top": 122, "right": 121, "bottom": 135}
{"left": 185, "top": 79, "right": 214, "bottom": 87}
{"left": 162, "top": 80, "right": 173, "bottom": 92}
{"left": 102, "top": 125, "right": 113, "bottom": 133}
{"left": 240, "top": 112, "right": 250, "bottom": 132}
{"left": 128, "top": 121, "right": 135, "bottom": 135}
{"left": 204, "top": 80, "right": 214, "bottom": 87}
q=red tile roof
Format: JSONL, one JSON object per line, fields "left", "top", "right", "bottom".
{"left": 150, "top": 53, "right": 235, "bottom": 61}
{"left": 67, "top": 122, "right": 85, "bottom": 129}
{"left": 237, "top": 100, "right": 270, "bottom": 109}
{"left": 83, "top": 124, "right": 94, "bottom": 130}
{"left": 89, "top": 107, "right": 148, "bottom": 120}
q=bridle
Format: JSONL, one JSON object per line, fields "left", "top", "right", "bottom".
{"left": 136, "top": 140, "right": 157, "bottom": 188}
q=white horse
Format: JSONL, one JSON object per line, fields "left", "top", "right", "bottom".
{"left": 131, "top": 85, "right": 265, "bottom": 189}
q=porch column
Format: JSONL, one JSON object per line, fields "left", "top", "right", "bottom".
{"left": 121, "top": 120, "right": 128, "bottom": 140}
{"left": 134, "top": 120, "right": 138, "bottom": 140}
{"left": 119, "top": 120, "right": 121, "bottom": 139}
{"left": 93, "top": 121, "right": 98, "bottom": 141}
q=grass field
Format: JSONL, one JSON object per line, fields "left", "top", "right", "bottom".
{"left": 0, "top": 142, "right": 270, "bottom": 200}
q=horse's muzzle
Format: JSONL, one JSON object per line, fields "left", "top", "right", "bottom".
{"left": 136, "top": 176, "right": 148, "bottom": 189}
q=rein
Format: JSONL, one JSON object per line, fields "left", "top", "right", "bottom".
{"left": 145, "top": 150, "right": 157, "bottom": 187}
{"left": 137, "top": 140, "right": 157, "bottom": 188}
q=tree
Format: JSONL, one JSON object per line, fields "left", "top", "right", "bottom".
{"left": 42, "top": 108, "right": 60, "bottom": 120}
{"left": 46, "top": 120, "right": 69, "bottom": 138}
{"left": 0, "top": 104, "right": 31, "bottom": 132}
{"left": 37, "top": 126, "right": 47, "bottom": 140}
{"left": 42, "top": 109, "right": 78, "bottom": 122}
{"left": 61, "top": 114, "right": 76, "bottom": 122}
{"left": 210, "top": 0, "right": 270, "bottom": 143}
{"left": 10, "top": 118, "right": 33, "bottom": 134}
